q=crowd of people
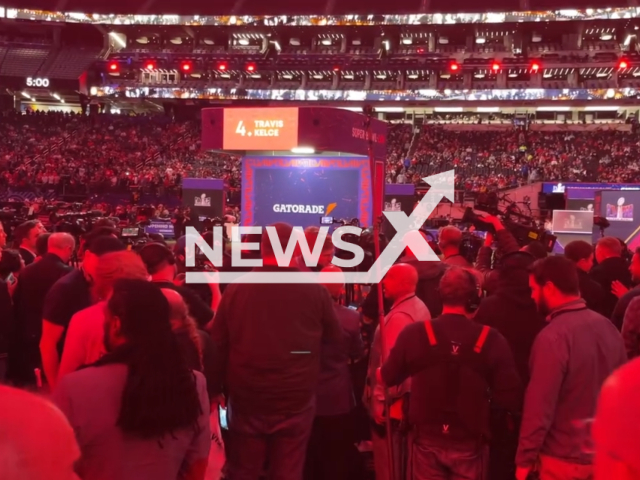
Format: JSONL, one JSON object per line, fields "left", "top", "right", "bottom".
{"left": 1, "top": 212, "right": 640, "bottom": 480}
{"left": 0, "top": 110, "right": 241, "bottom": 197}
{"left": 2, "top": 110, "right": 640, "bottom": 204}
{"left": 385, "top": 124, "right": 640, "bottom": 192}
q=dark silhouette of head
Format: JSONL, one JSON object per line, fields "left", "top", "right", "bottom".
{"left": 104, "top": 279, "right": 201, "bottom": 439}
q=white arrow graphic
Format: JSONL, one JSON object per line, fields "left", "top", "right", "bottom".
{"left": 362, "top": 169, "right": 455, "bottom": 284}
{"left": 186, "top": 170, "right": 455, "bottom": 284}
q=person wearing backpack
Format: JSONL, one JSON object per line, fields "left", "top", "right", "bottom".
{"left": 379, "top": 267, "right": 523, "bottom": 479}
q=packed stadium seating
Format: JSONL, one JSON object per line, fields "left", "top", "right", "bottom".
{"left": 2, "top": 111, "right": 639, "bottom": 201}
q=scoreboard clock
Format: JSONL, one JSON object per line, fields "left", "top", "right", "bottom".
{"left": 26, "top": 77, "right": 51, "bottom": 88}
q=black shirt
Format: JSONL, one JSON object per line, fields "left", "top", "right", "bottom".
{"left": 13, "top": 253, "right": 73, "bottom": 344}
{"left": 577, "top": 269, "right": 608, "bottom": 319}
{"left": 43, "top": 269, "right": 92, "bottom": 330}
{"left": 18, "top": 247, "right": 36, "bottom": 267}
{"left": 153, "top": 281, "right": 213, "bottom": 328}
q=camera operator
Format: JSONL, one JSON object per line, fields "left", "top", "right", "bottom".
{"left": 438, "top": 226, "right": 472, "bottom": 268}
{"left": 474, "top": 214, "right": 547, "bottom": 295}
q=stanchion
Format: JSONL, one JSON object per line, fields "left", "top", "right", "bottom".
{"left": 364, "top": 106, "right": 396, "bottom": 480}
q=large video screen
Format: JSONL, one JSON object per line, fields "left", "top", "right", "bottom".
{"left": 598, "top": 190, "right": 640, "bottom": 249}
{"left": 181, "top": 178, "right": 225, "bottom": 231}
{"left": 552, "top": 210, "right": 594, "bottom": 235}
{"left": 253, "top": 168, "right": 360, "bottom": 228}
{"left": 242, "top": 156, "right": 372, "bottom": 227}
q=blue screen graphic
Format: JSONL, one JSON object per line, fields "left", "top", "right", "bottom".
{"left": 252, "top": 167, "right": 360, "bottom": 227}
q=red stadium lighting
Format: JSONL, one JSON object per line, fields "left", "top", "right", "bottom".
{"left": 245, "top": 62, "right": 257, "bottom": 73}
{"left": 144, "top": 61, "right": 156, "bottom": 71}
{"left": 217, "top": 62, "right": 228, "bottom": 72}
{"left": 449, "top": 61, "right": 460, "bottom": 72}
{"left": 618, "top": 59, "right": 630, "bottom": 70}
{"left": 107, "top": 61, "right": 119, "bottom": 73}
{"left": 180, "top": 61, "right": 192, "bottom": 73}
{"left": 333, "top": 65, "right": 340, "bottom": 72}
{"left": 530, "top": 61, "right": 541, "bottom": 72}
{"left": 491, "top": 62, "right": 501, "bottom": 72}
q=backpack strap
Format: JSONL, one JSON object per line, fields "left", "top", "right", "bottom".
{"left": 424, "top": 321, "right": 437, "bottom": 346}
{"left": 474, "top": 325, "right": 490, "bottom": 353}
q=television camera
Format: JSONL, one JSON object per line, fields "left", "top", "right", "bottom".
{"left": 462, "top": 191, "right": 557, "bottom": 252}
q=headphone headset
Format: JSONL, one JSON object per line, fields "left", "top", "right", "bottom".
{"left": 140, "top": 242, "right": 175, "bottom": 273}
{"left": 462, "top": 268, "right": 482, "bottom": 313}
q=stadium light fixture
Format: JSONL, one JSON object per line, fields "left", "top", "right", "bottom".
{"left": 144, "top": 61, "right": 156, "bottom": 71}
{"left": 217, "top": 62, "right": 228, "bottom": 72}
{"left": 333, "top": 65, "right": 340, "bottom": 72}
{"left": 245, "top": 62, "right": 257, "bottom": 73}
{"left": 618, "top": 59, "right": 630, "bottom": 70}
{"left": 108, "top": 61, "right": 119, "bottom": 73}
{"left": 491, "top": 61, "right": 501, "bottom": 72}
{"left": 530, "top": 61, "right": 541, "bottom": 72}
{"left": 449, "top": 61, "right": 460, "bottom": 72}
{"left": 180, "top": 61, "right": 193, "bottom": 73}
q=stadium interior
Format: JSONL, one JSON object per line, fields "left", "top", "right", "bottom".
{"left": 2, "top": 1, "right": 640, "bottom": 479}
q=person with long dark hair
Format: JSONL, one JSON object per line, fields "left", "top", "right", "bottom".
{"left": 53, "top": 279, "right": 211, "bottom": 480}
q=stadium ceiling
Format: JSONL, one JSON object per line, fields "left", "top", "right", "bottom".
{"left": 0, "top": 0, "right": 631, "bottom": 16}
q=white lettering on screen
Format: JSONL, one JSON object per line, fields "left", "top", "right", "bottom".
{"left": 273, "top": 204, "right": 325, "bottom": 214}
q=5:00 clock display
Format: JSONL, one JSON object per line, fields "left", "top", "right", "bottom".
{"left": 26, "top": 77, "right": 51, "bottom": 88}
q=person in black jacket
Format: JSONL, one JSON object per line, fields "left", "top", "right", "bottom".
{"left": 473, "top": 251, "right": 546, "bottom": 480}
{"left": 564, "top": 240, "right": 608, "bottom": 317}
{"left": 380, "top": 267, "right": 523, "bottom": 480}
{"left": 591, "top": 236, "right": 632, "bottom": 322}
{"left": 209, "top": 223, "right": 341, "bottom": 480}
{"left": 7, "top": 233, "right": 74, "bottom": 386}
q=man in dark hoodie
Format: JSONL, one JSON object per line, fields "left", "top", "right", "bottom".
{"left": 474, "top": 250, "right": 546, "bottom": 480}
{"left": 591, "top": 236, "right": 632, "bottom": 322}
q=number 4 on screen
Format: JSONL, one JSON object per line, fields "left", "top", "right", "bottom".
{"left": 236, "top": 121, "right": 246, "bottom": 136}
